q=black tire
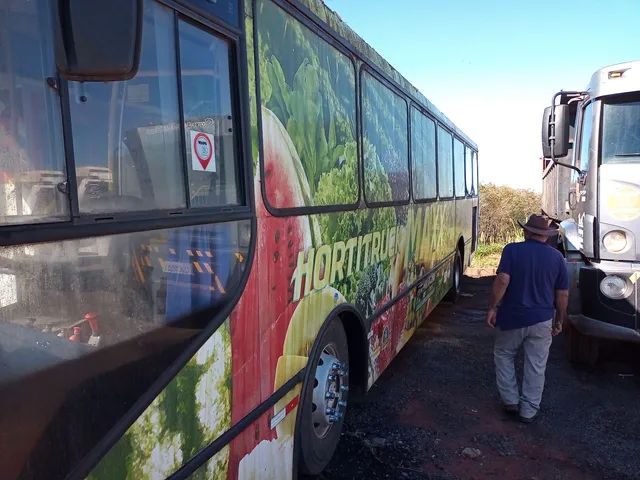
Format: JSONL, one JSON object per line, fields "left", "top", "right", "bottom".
{"left": 565, "top": 322, "right": 599, "bottom": 366}
{"left": 297, "top": 319, "right": 349, "bottom": 476}
{"left": 444, "top": 250, "right": 462, "bottom": 303}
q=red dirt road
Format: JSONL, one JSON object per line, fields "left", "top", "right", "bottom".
{"left": 322, "top": 275, "right": 640, "bottom": 480}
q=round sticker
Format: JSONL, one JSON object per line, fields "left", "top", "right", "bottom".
{"left": 193, "top": 132, "right": 213, "bottom": 170}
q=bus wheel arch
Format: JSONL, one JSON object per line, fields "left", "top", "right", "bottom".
{"left": 445, "top": 238, "right": 464, "bottom": 302}
{"left": 337, "top": 307, "right": 368, "bottom": 400}
{"left": 457, "top": 237, "right": 465, "bottom": 267}
{"left": 294, "top": 304, "right": 366, "bottom": 476}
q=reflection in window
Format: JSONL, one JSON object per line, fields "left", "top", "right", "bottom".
{"left": 363, "top": 72, "right": 409, "bottom": 203}
{"left": 179, "top": 20, "right": 240, "bottom": 207}
{"left": 411, "top": 108, "right": 437, "bottom": 200}
{"left": 437, "top": 127, "right": 453, "bottom": 198}
{"left": 0, "top": 0, "right": 68, "bottom": 224}
{"left": 454, "top": 138, "right": 465, "bottom": 197}
{"left": 601, "top": 100, "right": 640, "bottom": 164}
{"left": 0, "top": 220, "right": 249, "bottom": 479}
{"left": 69, "top": 2, "right": 186, "bottom": 214}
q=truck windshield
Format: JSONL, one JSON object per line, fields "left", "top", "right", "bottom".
{"left": 602, "top": 98, "right": 640, "bottom": 164}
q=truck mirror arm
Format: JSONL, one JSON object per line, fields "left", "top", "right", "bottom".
{"left": 550, "top": 158, "right": 585, "bottom": 177}
{"left": 549, "top": 90, "right": 587, "bottom": 178}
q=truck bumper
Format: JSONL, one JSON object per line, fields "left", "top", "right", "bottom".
{"left": 569, "top": 313, "right": 640, "bottom": 344}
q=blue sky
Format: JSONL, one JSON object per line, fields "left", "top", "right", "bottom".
{"left": 324, "top": 0, "right": 640, "bottom": 191}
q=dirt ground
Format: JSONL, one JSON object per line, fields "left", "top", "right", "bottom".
{"left": 322, "top": 274, "right": 640, "bottom": 480}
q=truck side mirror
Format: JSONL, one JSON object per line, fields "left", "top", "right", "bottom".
{"left": 541, "top": 105, "right": 569, "bottom": 159}
{"left": 54, "top": 0, "right": 143, "bottom": 82}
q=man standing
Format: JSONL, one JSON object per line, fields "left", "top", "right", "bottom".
{"left": 485, "top": 214, "right": 569, "bottom": 423}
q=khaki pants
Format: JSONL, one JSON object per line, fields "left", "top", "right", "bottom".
{"left": 493, "top": 319, "right": 553, "bottom": 418}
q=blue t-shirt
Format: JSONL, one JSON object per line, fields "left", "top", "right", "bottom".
{"left": 496, "top": 239, "right": 569, "bottom": 330}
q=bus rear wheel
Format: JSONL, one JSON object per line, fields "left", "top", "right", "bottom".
{"left": 297, "top": 319, "right": 349, "bottom": 476}
{"left": 444, "top": 250, "right": 462, "bottom": 303}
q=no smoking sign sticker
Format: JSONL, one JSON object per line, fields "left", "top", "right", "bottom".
{"left": 190, "top": 130, "right": 216, "bottom": 172}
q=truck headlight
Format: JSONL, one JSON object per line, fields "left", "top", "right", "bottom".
{"left": 599, "top": 275, "right": 632, "bottom": 299}
{"left": 602, "top": 230, "right": 628, "bottom": 253}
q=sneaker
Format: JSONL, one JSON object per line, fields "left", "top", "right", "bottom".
{"left": 519, "top": 412, "right": 538, "bottom": 424}
{"left": 502, "top": 403, "right": 519, "bottom": 414}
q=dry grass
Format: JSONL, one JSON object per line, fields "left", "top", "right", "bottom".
{"left": 471, "top": 183, "right": 540, "bottom": 268}
{"left": 471, "top": 243, "right": 506, "bottom": 268}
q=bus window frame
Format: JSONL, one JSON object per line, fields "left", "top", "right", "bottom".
{"left": 473, "top": 150, "right": 479, "bottom": 194}
{"left": 465, "top": 146, "right": 478, "bottom": 198}
{"left": 360, "top": 65, "right": 411, "bottom": 208}
{"left": 176, "top": 14, "right": 247, "bottom": 210}
{"left": 436, "top": 124, "right": 455, "bottom": 200}
{"left": 453, "top": 135, "right": 466, "bottom": 200}
{"left": 253, "top": 0, "right": 362, "bottom": 217}
{"left": 250, "top": 0, "right": 478, "bottom": 212}
{"left": 0, "top": 1, "right": 253, "bottom": 248}
{"left": 409, "top": 103, "right": 439, "bottom": 204}
{"left": 463, "top": 145, "right": 471, "bottom": 197}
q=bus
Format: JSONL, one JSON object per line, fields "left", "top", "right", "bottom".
{"left": 541, "top": 61, "right": 640, "bottom": 364}
{"left": 0, "top": 0, "right": 479, "bottom": 478}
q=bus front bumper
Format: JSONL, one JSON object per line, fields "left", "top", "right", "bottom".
{"left": 569, "top": 314, "right": 640, "bottom": 344}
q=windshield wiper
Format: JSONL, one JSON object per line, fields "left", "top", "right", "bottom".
{"left": 614, "top": 153, "right": 640, "bottom": 157}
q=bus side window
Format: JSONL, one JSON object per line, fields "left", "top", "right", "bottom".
{"left": 411, "top": 108, "right": 437, "bottom": 200}
{"left": 0, "top": 0, "right": 68, "bottom": 225}
{"left": 179, "top": 20, "right": 241, "bottom": 208}
{"left": 453, "top": 138, "right": 465, "bottom": 197}
{"left": 362, "top": 71, "right": 410, "bottom": 204}
{"left": 437, "top": 127, "right": 453, "bottom": 198}
{"left": 465, "top": 146, "right": 473, "bottom": 195}
{"left": 69, "top": 2, "right": 186, "bottom": 214}
{"left": 257, "top": 0, "right": 358, "bottom": 209}
{"left": 473, "top": 151, "right": 478, "bottom": 193}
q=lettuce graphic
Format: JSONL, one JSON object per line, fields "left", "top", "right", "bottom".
{"left": 258, "top": 0, "right": 359, "bottom": 205}
{"left": 88, "top": 325, "right": 232, "bottom": 480}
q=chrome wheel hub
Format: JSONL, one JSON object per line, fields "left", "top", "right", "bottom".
{"left": 311, "top": 345, "right": 348, "bottom": 439}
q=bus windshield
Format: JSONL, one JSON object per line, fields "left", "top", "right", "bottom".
{"left": 601, "top": 98, "right": 640, "bottom": 164}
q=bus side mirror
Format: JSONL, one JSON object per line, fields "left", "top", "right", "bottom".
{"left": 54, "top": 0, "right": 143, "bottom": 82}
{"left": 541, "top": 105, "right": 569, "bottom": 159}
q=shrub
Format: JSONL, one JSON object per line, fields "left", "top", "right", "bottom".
{"left": 479, "top": 183, "right": 541, "bottom": 244}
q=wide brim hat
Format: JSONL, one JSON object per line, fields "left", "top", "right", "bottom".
{"left": 518, "top": 214, "right": 559, "bottom": 236}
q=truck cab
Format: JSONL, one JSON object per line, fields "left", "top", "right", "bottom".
{"left": 541, "top": 61, "right": 640, "bottom": 363}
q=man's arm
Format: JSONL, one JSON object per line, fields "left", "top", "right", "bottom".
{"left": 486, "top": 272, "right": 510, "bottom": 328}
{"left": 553, "top": 289, "right": 569, "bottom": 336}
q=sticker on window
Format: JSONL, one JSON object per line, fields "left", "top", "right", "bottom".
{"left": 190, "top": 130, "right": 216, "bottom": 172}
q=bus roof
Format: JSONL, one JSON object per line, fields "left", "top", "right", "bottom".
{"left": 262, "top": 0, "right": 478, "bottom": 150}
{"left": 587, "top": 60, "right": 640, "bottom": 99}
